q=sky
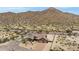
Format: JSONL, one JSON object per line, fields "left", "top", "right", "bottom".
{"left": 0, "top": 7, "right": 79, "bottom": 15}
{"left": 56, "top": 7, "right": 79, "bottom": 15}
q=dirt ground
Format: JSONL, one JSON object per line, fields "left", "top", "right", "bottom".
{"left": 20, "top": 41, "right": 47, "bottom": 51}
{"left": 0, "top": 34, "right": 79, "bottom": 51}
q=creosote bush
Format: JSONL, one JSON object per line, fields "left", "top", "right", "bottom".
{"left": 66, "top": 29, "right": 72, "bottom": 36}
{"left": 21, "top": 39, "right": 26, "bottom": 43}
{"left": 0, "top": 38, "right": 9, "bottom": 43}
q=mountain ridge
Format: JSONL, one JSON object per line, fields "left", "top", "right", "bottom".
{"left": 0, "top": 7, "right": 78, "bottom": 27}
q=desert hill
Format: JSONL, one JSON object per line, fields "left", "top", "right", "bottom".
{"left": 0, "top": 7, "right": 79, "bottom": 27}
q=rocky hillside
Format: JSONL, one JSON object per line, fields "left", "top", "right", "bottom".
{"left": 0, "top": 7, "right": 79, "bottom": 27}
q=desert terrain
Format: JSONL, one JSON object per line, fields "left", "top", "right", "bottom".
{"left": 0, "top": 7, "right": 79, "bottom": 51}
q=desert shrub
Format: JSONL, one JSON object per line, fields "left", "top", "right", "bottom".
{"left": 51, "top": 46, "right": 64, "bottom": 51}
{"left": 78, "top": 44, "right": 79, "bottom": 46}
{"left": 73, "top": 33, "right": 78, "bottom": 36}
{"left": 10, "top": 36, "right": 15, "bottom": 40}
{"left": 77, "top": 46, "right": 79, "bottom": 49}
{"left": 11, "top": 35, "right": 19, "bottom": 40}
{"left": 66, "top": 29, "right": 72, "bottom": 36}
{"left": 2, "top": 38, "right": 9, "bottom": 43}
{"left": 21, "top": 39, "right": 26, "bottom": 43}
{"left": 72, "top": 42, "right": 77, "bottom": 46}
{"left": 0, "top": 38, "right": 9, "bottom": 43}
{"left": 56, "top": 41, "right": 58, "bottom": 43}
{"left": 0, "top": 39, "right": 2, "bottom": 43}
{"left": 50, "top": 49, "right": 54, "bottom": 51}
